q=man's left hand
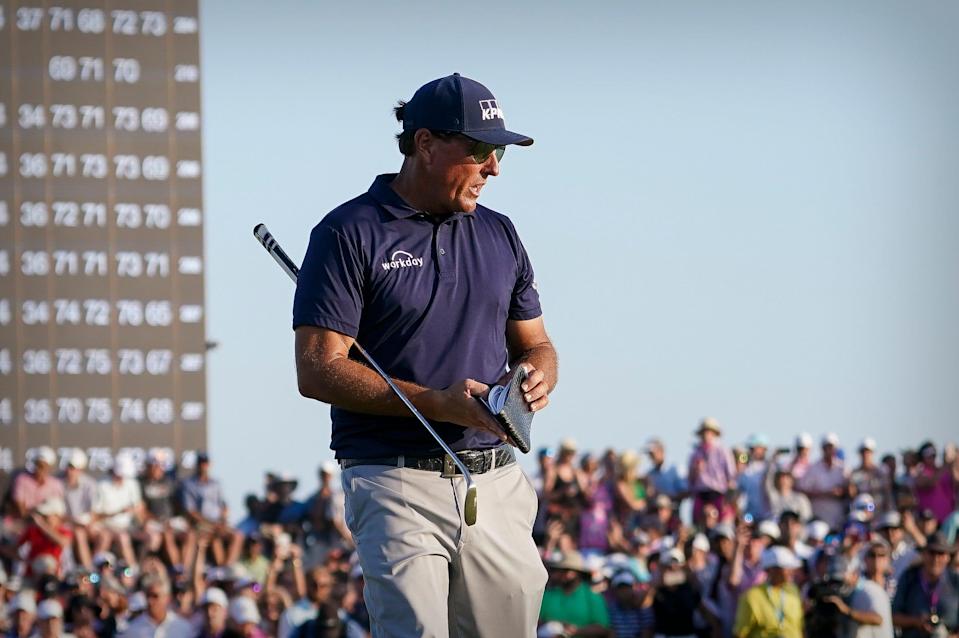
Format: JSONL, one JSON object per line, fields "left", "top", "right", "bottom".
{"left": 518, "top": 364, "right": 549, "bottom": 412}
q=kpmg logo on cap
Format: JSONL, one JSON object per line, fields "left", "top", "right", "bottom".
{"left": 479, "top": 99, "right": 504, "bottom": 121}
{"left": 382, "top": 250, "right": 424, "bottom": 271}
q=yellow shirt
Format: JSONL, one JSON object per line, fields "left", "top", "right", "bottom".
{"left": 733, "top": 583, "right": 804, "bottom": 638}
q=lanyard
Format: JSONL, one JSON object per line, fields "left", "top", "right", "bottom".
{"left": 766, "top": 585, "right": 786, "bottom": 628}
{"left": 919, "top": 573, "right": 941, "bottom": 614}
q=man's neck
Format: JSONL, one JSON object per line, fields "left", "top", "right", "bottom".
{"left": 390, "top": 165, "right": 445, "bottom": 217}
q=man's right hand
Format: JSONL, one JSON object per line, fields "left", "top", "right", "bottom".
{"left": 427, "top": 379, "right": 508, "bottom": 443}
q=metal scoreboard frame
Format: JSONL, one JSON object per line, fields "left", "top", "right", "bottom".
{"left": 0, "top": 1, "right": 207, "bottom": 475}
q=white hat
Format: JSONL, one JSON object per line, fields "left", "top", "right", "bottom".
{"left": 229, "top": 597, "right": 260, "bottom": 624}
{"left": 559, "top": 437, "right": 578, "bottom": 452}
{"left": 859, "top": 437, "right": 877, "bottom": 452}
{"left": 67, "top": 448, "right": 88, "bottom": 470}
{"left": 692, "top": 533, "right": 711, "bottom": 553}
{"left": 35, "top": 446, "right": 57, "bottom": 467}
{"left": 807, "top": 520, "right": 831, "bottom": 541}
{"left": 320, "top": 461, "right": 339, "bottom": 475}
{"left": 112, "top": 455, "right": 136, "bottom": 479}
{"left": 822, "top": 432, "right": 840, "bottom": 447}
{"left": 35, "top": 498, "right": 66, "bottom": 517}
{"left": 200, "top": 587, "right": 228, "bottom": 608}
{"left": 9, "top": 592, "right": 37, "bottom": 615}
{"left": 796, "top": 433, "right": 814, "bottom": 449}
{"left": 30, "top": 555, "right": 58, "bottom": 576}
{"left": 852, "top": 493, "right": 875, "bottom": 512}
{"left": 758, "top": 520, "right": 781, "bottom": 540}
{"left": 760, "top": 546, "right": 801, "bottom": 570}
{"left": 663, "top": 548, "right": 686, "bottom": 566}
{"left": 37, "top": 599, "right": 63, "bottom": 620}
{"left": 93, "top": 551, "right": 116, "bottom": 568}
{"left": 611, "top": 571, "right": 637, "bottom": 587}
{"left": 147, "top": 448, "right": 169, "bottom": 466}
{"left": 127, "top": 592, "right": 146, "bottom": 613}
{"left": 537, "top": 621, "right": 567, "bottom": 638}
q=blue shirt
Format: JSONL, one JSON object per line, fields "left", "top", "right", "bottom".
{"left": 293, "top": 174, "right": 541, "bottom": 458}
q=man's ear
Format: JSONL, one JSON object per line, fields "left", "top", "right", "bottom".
{"left": 413, "top": 129, "right": 435, "bottom": 164}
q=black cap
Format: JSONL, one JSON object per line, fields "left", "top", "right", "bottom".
{"left": 402, "top": 73, "right": 533, "bottom": 147}
{"left": 924, "top": 532, "right": 955, "bottom": 554}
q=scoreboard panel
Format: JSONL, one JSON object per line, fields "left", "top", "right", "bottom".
{"left": 0, "top": 1, "right": 207, "bottom": 473}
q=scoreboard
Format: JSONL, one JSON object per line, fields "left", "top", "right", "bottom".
{"left": 0, "top": 1, "right": 207, "bottom": 473}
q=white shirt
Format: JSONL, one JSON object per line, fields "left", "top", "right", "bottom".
{"left": 797, "top": 459, "right": 848, "bottom": 531}
{"left": 95, "top": 478, "right": 142, "bottom": 531}
{"left": 119, "top": 611, "right": 194, "bottom": 638}
{"left": 852, "top": 579, "right": 894, "bottom": 638}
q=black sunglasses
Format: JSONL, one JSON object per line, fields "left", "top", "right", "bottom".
{"left": 432, "top": 131, "right": 505, "bottom": 164}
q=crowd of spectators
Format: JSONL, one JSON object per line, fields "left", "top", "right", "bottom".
{"left": 0, "top": 417, "right": 957, "bottom": 638}
{"left": 535, "top": 419, "right": 959, "bottom": 638}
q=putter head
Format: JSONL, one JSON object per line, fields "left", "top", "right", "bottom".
{"left": 464, "top": 484, "right": 478, "bottom": 526}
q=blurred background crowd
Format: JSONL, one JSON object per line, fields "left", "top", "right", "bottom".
{"left": 1, "top": 417, "right": 957, "bottom": 638}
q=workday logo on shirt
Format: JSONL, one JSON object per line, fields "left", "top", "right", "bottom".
{"left": 381, "top": 250, "right": 424, "bottom": 271}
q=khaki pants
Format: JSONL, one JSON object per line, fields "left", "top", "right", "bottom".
{"left": 342, "top": 461, "right": 547, "bottom": 638}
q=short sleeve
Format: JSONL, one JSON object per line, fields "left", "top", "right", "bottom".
{"left": 508, "top": 233, "right": 541, "bottom": 321}
{"left": 293, "top": 224, "right": 366, "bottom": 336}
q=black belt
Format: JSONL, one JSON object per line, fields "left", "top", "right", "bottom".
{"left": 339, "top": 445, "right": 515, "bottom": 476}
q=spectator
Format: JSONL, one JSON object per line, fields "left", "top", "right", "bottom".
{"left": 605, "top": 571, "right": 652, "bottom": 638}
{"left": 63, "top": 448, "right": 97, "bottom": 570}
{"left": 181, "top": 453, "right": 243, "bottom": 566}
{"left": 778, "top": 510, "right": 813, "bottom": 561}
{"left": 813, "top": 554, "right": 887, "bottom": 638}
{"left": 277, "top": 566, "right": 336, "bottom": 638}
{"left": 197, "top": 587, "right": 229, "bottom": 638}
{"left": 738, "top": 434, "right": 771, "bottom": 521}
{"left": 863, "top": 538, "right": 895, "bottom": 598}
{"left": 790, "top": 433, "right": 815, "bottom": 481}
{"left": 913, "top": 442, "right": 958, "bottom": 525}
{"left": 228, "top": 597, "right": 266, "bottom": 638}
{"left": 6, "top": 592, "right": 37, "bottom": 638}
{"left": 850, "top": 438, "right": 891, "bottom": 514}
{"left": 17, "top": 497, "right": 71, "bottom": 579}
{"left": 765, "top": 456, "right": 813, "bottom": 523}
{"left": 11, "top": 447, "right": 64, "bottom": 519}
{"left": 120, "top": 574, "right": 193, "bottom": 638}
{"left": 644, "top": 548, "right": 716, "bottom": 638}
{"left": 643, "top": 438, "right": 687, "bottom": 503}
{"left": 36, "top": 599, "right": 66, "bottom": 638}
{"left": 797, "top": 433, "right": 849, "bottom": 532}
{"left": 892, "top": 532, "right": 959, "bottom": 638}
{"left": 544, "top": 439, "right": 589, "bottom": 538}
{"left": 139, "top": 449, "right": 193, "bottom": 569}
{"left": 732, "top": 546, "right": 803, "bottom": 638}
{"left": 874, "top": 511, "right": 919, "bottom": 583}
{"left": 687, "top": 418, "right": 737, "bottom": 526}
{"left": 93, "top": 455, "right": 143, "bottom": 568}
{"left": 539, "top": 551, "right": 611, "bottom": 637}
{"left": 302, "top": 463, "right": 353, "bottom": 568}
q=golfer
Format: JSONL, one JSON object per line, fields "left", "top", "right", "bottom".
{"left": 292, "top": 73, "right": 557, "bottom": 637}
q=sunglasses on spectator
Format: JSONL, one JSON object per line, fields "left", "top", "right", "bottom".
{"left": 432, "top": 131, "right": 505, "bottom": 164}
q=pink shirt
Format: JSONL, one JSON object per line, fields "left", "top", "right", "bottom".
{"left": 915, "top": 464, "right": 955, "bottom": 523}
{"left": 688, "top": 443, "right": 737, "bottom": 494}
{"left": 12, "top": 472, "right": 64, "bottom": 512}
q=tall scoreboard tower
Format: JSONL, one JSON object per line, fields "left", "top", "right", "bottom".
{"left": 0, "top": 1, "right": 207, "bottom": 474}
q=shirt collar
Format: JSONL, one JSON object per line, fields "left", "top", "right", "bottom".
{"left": 368, "top": 173, "right": 473, "bottom": 222}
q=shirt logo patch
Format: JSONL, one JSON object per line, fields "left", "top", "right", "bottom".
{"left": 382, "top": 250, "right": 424, "bottom": 271}
{"left": 479, "top": 99, "right": 504, "bottom": 121}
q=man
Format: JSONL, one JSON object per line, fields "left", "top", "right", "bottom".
{"left": 93, "top": 454, "right": 143, "bottom": 568}
{"left": 874, "top": 511, "right": 918, "bottom": 584}
{"left": 790, "top": 433, "right": 814, "bottom": 481}
{"left": 277, "top": 566, "right": 336, "bottom": 638}
{"left": 196, "top": 588, "right": 229, "bottom": 638}
{"left": 797, "top": 433, "right": 849, "bottom": 532}
{"left": 180, "top": 452, "right": 242, "bottom": 565}
{"left": 606, "top": 570, "right": 653, "bottom": 638}
{"left": 119, "top": 575, "right": 193, "bottom": 638}
{"left": 687, "top": 418, "right": 737, "bottom": 525}
{"left": 643, "top": 438, "right": 687, "bottom": 503}
{"left": 292, "top": 73, "right": 556, "bottom": 637}
{"left": 892, "top": 532, "right": 959, "bottom": 638}
{"left": 850, "top": 438, "right": 891, "bottom": 514}
{"left": 35, "top": 599, "right": 67, "bottom": 638}
{"left": 863, "top": 538, "right": 895, "bottom": 597}
{"left": 738, "top": 434, "right": 771, "bottom": 521}
{"left": 12, "top": 447, "right": 64, "bottom": 518}
{"left": 6, "top": 592, "right": 37, "bottom": 638}
{"left": 63, "top": 447, "right": 97, "bottom": 570}
{"left": 539, "top": 551, "right": 611, "bottom": 637}
{"left": 140, "top": 449, "right": 193, "bottom": 569}
{"left": 302, "top": 462, "right": 353, "bottom": 567}
{"left": 733, "top": 546, "right": 804, "bottom": 638}
{"left": 644, "top": 548, "right": 716, "bottom": 638}
{"left": 816, "top": 554, "right": 889, "bottom": 638}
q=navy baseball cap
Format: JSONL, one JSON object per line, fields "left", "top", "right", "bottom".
{"left": 402, "top": 73, "right": 533, "bottom": 147}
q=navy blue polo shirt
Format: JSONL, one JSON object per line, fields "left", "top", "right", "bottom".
{"left": 292, "top": 174, "right": 542, "bottom": 459}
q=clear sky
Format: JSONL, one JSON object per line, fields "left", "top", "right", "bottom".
{"left": 198, "top": 0, "right": 959, "bottom": 513}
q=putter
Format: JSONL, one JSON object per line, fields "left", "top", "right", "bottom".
{"left": 253, "top": 223, "right": 479, "bottom": 525}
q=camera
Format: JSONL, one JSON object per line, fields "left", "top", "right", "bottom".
{"left": 804, "top": 578, "right": 854, "bottom": 638}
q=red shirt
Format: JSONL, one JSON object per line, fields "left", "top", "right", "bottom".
{"left": 18, "top": 522, "right": 72, "bottom": 574}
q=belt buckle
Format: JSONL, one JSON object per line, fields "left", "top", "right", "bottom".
{"left": 441, "top": 454, "right": 459, "bottom": 478}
